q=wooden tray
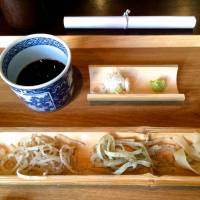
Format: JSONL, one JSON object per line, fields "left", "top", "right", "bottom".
{"left": 1, "top": 36, "right": 200, "bottom": 127}
{"left": 1, "top": 35, "right": 200, "bottom": 200}
{"left": 0, "top": 127, "right": 200, "bottom": 187}
{"left": 87, "top": 65, "right": 185, "bottom": 102}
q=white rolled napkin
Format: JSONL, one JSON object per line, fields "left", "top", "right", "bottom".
{"left": 64, "top": 16, "right": 196, "bottom": 29}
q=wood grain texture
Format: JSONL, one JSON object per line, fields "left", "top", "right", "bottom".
{"left": 87, "top": 94, "right": 185, "bottom": 102}
{"left": 1, "top": 36, "right": 200, "bottom": 127}
{"left": 1, "top": 175, "right": 200, "bottom": 187}
{"left": 1, "top": 35, "right": 200, "bottom": 48}
{"left": 0, "top": 185, "right": 200, "bottom": 200}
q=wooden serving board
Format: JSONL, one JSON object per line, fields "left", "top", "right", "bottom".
{"left": 0, "top": 36, "right": 200, "bottom": 127}
{"left": 0, "top": 36, "right": 200, "bottom": 200}
{"left": 0, "top": 127, "right": 200, "bottom": 187}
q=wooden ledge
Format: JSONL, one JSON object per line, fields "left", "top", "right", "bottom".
{"left": 1, "top": 35, "right": 200, "bottom": 49}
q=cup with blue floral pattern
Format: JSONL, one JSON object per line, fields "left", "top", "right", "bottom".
{"left": 0, "top": 34, "right": 73, "bottom": 112}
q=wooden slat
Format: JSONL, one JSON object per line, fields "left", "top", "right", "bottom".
{"left": 87, "top": 94, "right": 185, "bottom": 102}
{"left": 1, "top": 35, "right": 200, "bottom": 49}
{"left": 0, "top": 174, "right": 200, "bottom": 187}
{"left": 0, "top": 185, "right": 199, "bottom": 200}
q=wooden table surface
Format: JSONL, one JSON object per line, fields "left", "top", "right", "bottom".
{"left": 1, "top": 0, "right": 200, "bottom": 198}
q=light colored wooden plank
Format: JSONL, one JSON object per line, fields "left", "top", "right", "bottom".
{"left": 87, "top": 94, "right": 185, "bottom": 102}
{"left": 0, "top": 174, "right": 200, "bottom": 187}
{"left": 0, "top": 185, "right": 199, "bottom": 200}
{"left": 1, "top": 35, "right": 200, "bottom": 49}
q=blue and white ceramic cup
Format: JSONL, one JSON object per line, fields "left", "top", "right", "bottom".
{"left": 0, "top": 34, "right": 73, "bottom": 112}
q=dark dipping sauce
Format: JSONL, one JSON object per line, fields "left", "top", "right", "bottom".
{"left": 16, "top": 59, "right": 65, "bottom": 86}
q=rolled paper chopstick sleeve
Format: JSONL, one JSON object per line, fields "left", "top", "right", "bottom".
{"left": 128, "top": 16, "right": 196, "bottom": 29}
{"left": 64, "top": 17, "right": 126, "bottom": 29}
{"left": 63, "top": 16, "right": 196, "bottom": 29}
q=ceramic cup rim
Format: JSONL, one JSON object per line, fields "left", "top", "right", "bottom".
{"left": 0, "top": 33, "right": 71, "bottom": 90}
